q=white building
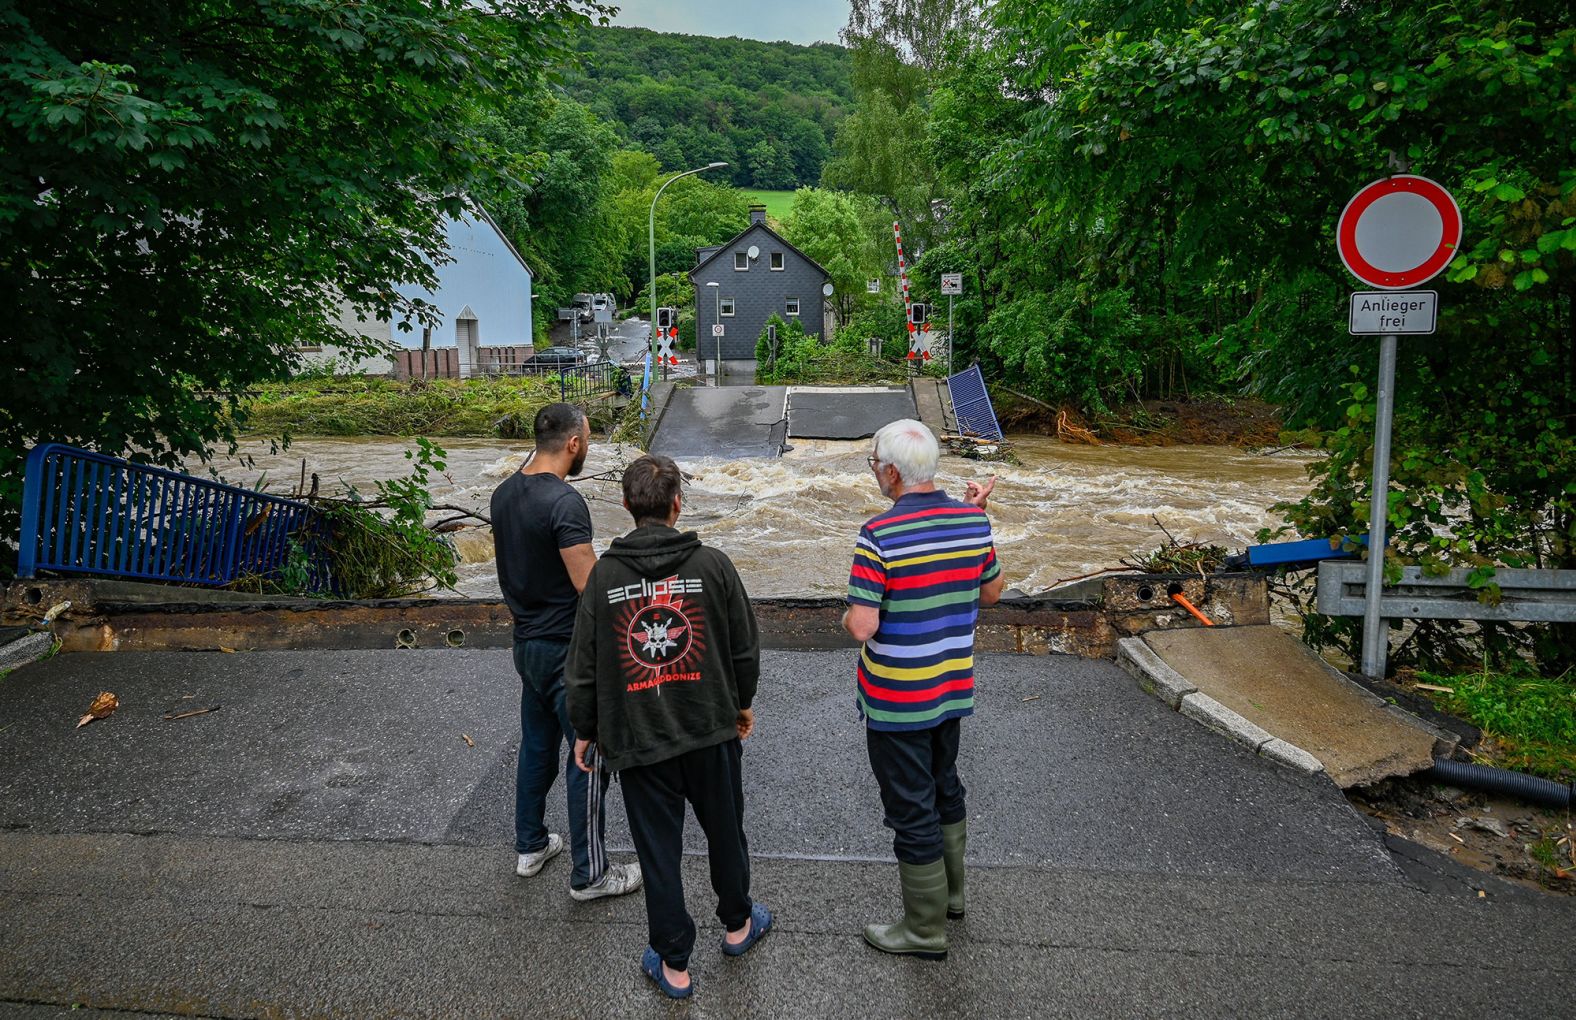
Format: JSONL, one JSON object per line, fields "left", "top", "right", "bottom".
{"left": 308, "top": 208, "right": 534, "bottom": 376}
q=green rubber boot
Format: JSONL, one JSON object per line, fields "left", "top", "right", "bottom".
{"left": 941, "top": 820, "right": 966, "bottom": 920}
{"left": 863, "top": 859, "right": 949, "bottom": 961}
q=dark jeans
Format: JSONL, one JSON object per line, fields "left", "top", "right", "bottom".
{"left": 866, "top": 718, "right": 967, "bottom": 865}
{"left": 514, "top": 637, "right": 610, "bottom": 889}
{"left": 621, "top": 740, "right": 752, "bottom": 971}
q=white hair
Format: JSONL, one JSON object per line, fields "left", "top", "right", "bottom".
{"left": 872, "top": 419, "right": 939, "bottom": 484}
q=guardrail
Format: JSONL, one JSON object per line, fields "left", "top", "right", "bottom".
{"left": 1317, "top": 561, "right": 1576, "bottom": 623}
{"left": 18, "top": 444, "right": 331, "bottom": 591}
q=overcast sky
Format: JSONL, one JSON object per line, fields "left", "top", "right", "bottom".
{"left": 609, "top": 0, "right": 849, "bottom": 46}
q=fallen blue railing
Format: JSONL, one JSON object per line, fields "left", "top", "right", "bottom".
{"left": 947, "top": 363, "right": 1004, "bottom": 441}
{"left": 18, "top": 443, "right": 329, "bottom": 590}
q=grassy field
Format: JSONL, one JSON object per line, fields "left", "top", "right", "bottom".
{"left": 743, "top": 189, "right": 796, "bottom": 220}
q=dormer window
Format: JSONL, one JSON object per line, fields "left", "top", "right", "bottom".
{"left": 735, "top": 252, "right": 749, "bottom": 271}
{"left": 770, "top": 252, "right": 784, "bottom": 271}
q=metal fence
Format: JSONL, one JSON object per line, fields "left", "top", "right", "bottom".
{"left": 549, "top": 361, "right": 631, "bottom": 402}
{"left": 947, "top": 363, "right": 1004, "bottom": 440}
{"left": 18, "top": 443, "right": 330, "bottom": 590}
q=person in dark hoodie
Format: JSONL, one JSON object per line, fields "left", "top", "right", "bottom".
{"left": 566, "top": 454, "right": 771, "bottom": 1000}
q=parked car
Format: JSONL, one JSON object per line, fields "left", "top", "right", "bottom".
{"left": 529, "top": 346, "right": 588, "bottom": 370}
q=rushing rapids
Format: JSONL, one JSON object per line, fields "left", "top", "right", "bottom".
{"left": 202, "top": 435, "right": 1316, "bottom": 599}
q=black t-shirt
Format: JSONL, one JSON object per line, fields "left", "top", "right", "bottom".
{"left": 491, "top": 471, "right": 594, "bottom": 641}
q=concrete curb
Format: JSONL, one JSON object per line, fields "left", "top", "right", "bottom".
{"left": 1117, "top": 636, "right": 1327, "bottom": 778}
{"left": 1116, "top": 637, "right": 1197, "bottom": 708}
{"left": 0, "top": 631, "right": 55, "bottom": 674}
{"left": 1179, "top": 691, "right": 1275, "bottom": 750}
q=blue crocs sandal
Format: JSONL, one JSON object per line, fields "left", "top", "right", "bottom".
{"left": 721, "top": 903, "right": 773, "bottom": 957}
{"left": 641, "top": 946, "right": 693, "bottom": 1000}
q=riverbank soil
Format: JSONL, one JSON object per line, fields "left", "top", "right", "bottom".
{"left": 1349, "top": 779, "right": 1575, "bottom": 895}
{"left": 993, "top": 393, "right": 1287, "bottom": 448}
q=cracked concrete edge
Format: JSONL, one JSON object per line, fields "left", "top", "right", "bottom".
{"left": 0, "top": 631, "right": 55, "bottom": 674}
{"left": 1381, "top": 703, "right": 1459, "bottom": 759}
{"left": 1115, "top": 637, "right": 1197, "bottom": 709}
{"left": 1115, "top": 636, "right": 1326, "bottom": 778}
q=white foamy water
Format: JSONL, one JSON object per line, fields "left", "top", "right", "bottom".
{"left": 202, "top": 435, "right": 1316, "bottom": 598}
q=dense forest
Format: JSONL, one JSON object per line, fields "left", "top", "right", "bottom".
{"left": 559, "top": 26, "right": 853, "bottom": 190}
{"left": 817, "top": 0, "right": 1573, "bottom": 675}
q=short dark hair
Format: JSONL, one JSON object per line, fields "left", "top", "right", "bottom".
{"left": 622, "top": 455, "right": 683, "bottom": 525}
{"left": 533, "top": 402, "right": 585, "bottom": 452}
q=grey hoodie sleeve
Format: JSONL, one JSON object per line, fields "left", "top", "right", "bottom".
{"left": 565, "top": 580, "right": 599, "bottom": 742}
{"left": 724, "top": 557, "right": 760, "bottom": 710}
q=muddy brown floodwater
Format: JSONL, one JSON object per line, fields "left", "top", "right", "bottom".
{"left": 201, "top": 435, "right": 1317, "bottom": 599}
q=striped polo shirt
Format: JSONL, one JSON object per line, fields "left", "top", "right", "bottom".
{"left": 847, "top": 489, "right": 1000, "bottom": 731}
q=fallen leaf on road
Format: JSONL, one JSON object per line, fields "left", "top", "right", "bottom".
{"left": 76, "top": 691, "right": 118, "bottom": 728}
{"left": 218, "top": 646, "right": 236, "bottom": 654}
{"left": 1477, "top": 890, "right": 1487, "bottom": 899}
{"left": 462, "top": 733, "right": 475, "bottom": 748}
{"left": 1021, "top": 695, "right": 1041, "bottom": 702}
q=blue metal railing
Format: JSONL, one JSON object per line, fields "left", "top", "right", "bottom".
{"left": 947, "top": 364, "right": 1004, "bottom": 441}
{"left": 18, "top": 443, "right": 329, "bottom": 590}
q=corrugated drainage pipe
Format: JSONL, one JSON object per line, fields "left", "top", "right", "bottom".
{"left": 1421, "top": 757, "right": 1573, "bottom": 810}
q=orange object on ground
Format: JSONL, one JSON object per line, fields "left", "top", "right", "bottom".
{"left": 1171, "top": 593, "right": 1215, "bottom": 627}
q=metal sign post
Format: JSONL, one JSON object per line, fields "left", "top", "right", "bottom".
{"left": 1361, "top": 333, "right": 1398, "bottom": 678}
{"left": 1335, "top": 173, "right": 1462, "bottom": 678}
{"left": 941, "top": 273, "right": 962, "bottom": 377}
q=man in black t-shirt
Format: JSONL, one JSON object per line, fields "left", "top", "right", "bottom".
{"left": 491, "top": 402, "right": 641, "bottom": 901}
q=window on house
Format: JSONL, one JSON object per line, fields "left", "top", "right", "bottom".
{"left": 770, "top": 252, "right": 784, "bottom": 271}
{"left": 721, "top": 297, "right": 736, "bottom": 316}
{"left": 785, "top": 298, "right": 800, "bottom": 317}
{"left": 734, "top": 252, "right": 749, "bottom": 271}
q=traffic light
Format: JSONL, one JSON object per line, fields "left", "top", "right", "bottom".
{"left": 910, "top": 303, "right": 929, "bottom": 325}
{"left": 655, "top": 307, "right": 673, "bottom": 331}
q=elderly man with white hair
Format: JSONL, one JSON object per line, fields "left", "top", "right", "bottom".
{"left": 843, "top": 418, "right": 1002, "bottom": 961}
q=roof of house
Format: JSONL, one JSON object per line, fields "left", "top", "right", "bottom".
{"left": 472, "top": 204, "right": 534, "bottom": 278}
{"left": 689, "top": 220, "right": 829, "bottom": 280}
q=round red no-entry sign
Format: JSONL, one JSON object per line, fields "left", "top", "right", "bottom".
{"left": 1336, "top": 174, "right": 1462, "bottom": 290}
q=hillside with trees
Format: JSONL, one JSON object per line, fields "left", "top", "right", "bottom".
{"left": 560, "top": 26, "right": 853, "bottom": 190}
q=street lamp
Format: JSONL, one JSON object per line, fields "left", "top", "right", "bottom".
{"left": 649, "top": 162, "right": 728, "bottom": 374}
{"left": 705, "top": 281, "right": 720, "bottom": 384}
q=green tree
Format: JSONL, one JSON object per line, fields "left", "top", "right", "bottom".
{"left": 780, "top": 188, "right": 886, "bottom": 322}
{"left": 745, "top": 141, "right": 797, "bottom": 190}
{"left": 481, "top": 94, "right": 625, "bottom": 320}
{"left": 558, "top": 26, "right": 853, "bottom": 189}
{"left": 0, "top": 0, "right": 603, "bottom": 570}
{"left": 607, "top": 156, "right": 748, "bottom": 296}
{"left": 987, "top": 0, "right": 1575, "bottom": 669}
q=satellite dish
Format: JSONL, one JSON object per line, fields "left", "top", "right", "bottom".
{"left": 747, "top": 244, "right": 760, "bottom": 260}
{"left": 822, "top": 283, "right": 835, "bottom": 297}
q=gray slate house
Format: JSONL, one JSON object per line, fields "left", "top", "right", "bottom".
{"left": 690, "top": 206, "right": 830, "bottom": 379}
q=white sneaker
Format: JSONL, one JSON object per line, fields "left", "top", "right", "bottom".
{"left": 516, "top": 834, "right": 564, "bottom": 877}
{"left": 569, "top": 861, "right": 643, "bottom": 901}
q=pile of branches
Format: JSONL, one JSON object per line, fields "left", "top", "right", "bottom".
{"left": 1121, "top": 516, "right": 1229, "bottom": 577}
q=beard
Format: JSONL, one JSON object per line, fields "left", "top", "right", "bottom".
{"left": 569, "top": 446, "right": 588, "bottom": 477}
